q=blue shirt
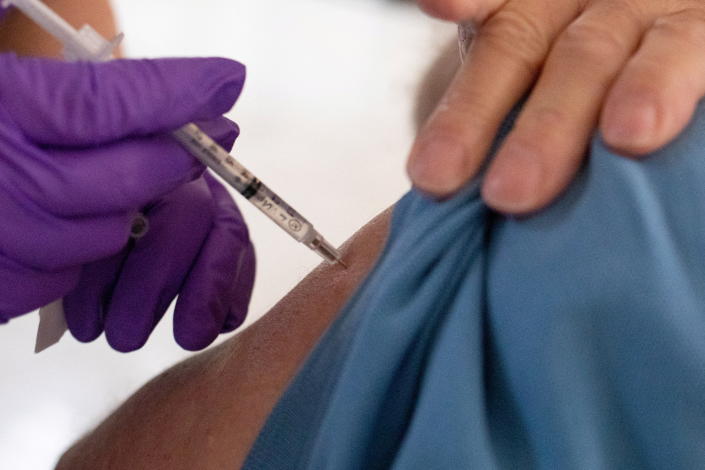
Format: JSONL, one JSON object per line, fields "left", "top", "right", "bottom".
{"left": 244, "top": 102, "right": 705, "bottom": 469}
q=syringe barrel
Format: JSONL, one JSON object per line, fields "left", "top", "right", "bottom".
{"left": 245, "top": 181, "right": 317, "bottom": 243}
{"left": 173, "top": 124, "right": 317, "bottom": 244}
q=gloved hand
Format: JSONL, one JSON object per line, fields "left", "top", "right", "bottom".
{"left": 63, "top": 123, "right": 256, "bottom": 352}
{"left": 0, "top": 54, "right": 252, "bottom": 349}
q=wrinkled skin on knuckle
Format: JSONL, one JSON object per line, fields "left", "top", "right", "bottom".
{"left": 479, "top": 9, "right": 550, "bottom": 75}
{"left": 555, "top": 20, "right": 632, "bottom": 66}
{"left": 653, "top": 8, "right": 705, "bottom": 50}
{"left": 511, "top": 106, "right": 569, "bottom": 151}
{"left": 528, "top": 105, "right": 569, "bottom": 131}
{"left": 437, "top": 83, "right": 497, "bottom": 123}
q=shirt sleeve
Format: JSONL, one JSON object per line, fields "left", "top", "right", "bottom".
{"left": 244, "top": 95, "right": 705, "bottom": 470}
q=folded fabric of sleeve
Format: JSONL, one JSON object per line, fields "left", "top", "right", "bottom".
{"left": 244, "top": 101, "right": 705, "bottom": 469}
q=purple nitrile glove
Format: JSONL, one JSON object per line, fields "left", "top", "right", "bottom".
{"left": 63, "top": 118, "right": 256, "bottom": 352}
{"left": 0, "top": 54, "right": 249, "bottom": 336}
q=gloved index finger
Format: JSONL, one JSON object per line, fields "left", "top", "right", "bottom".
{"left": 34, "top": 117, "right": 240, "bottom": 217}
{"left": 0, "top": 54, "right": 246, "bottom": 147}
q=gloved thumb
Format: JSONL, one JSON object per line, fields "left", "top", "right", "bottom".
{"left": 0, "top": 54, "right": 246, "bottom": 146}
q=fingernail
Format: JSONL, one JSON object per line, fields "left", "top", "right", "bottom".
{"left": 408, "top": 138, "right": 467, "bottom": 196}
{"left": 603, "top": 98, "right": 657, "bottom": 150}
{"left": 482, "top": 143, "right": 543, "bottom": 213}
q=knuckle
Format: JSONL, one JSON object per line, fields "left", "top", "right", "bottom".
{"left": 418, "top": 115, "right": 465, "bottom": 149}
{"left": 556, "top": 21, "right": 631, "bottom": 63}
{"left": 513, "top": 106, "right": 567, "bottom": 147}
{"left": 531, "top": 106, "right": 567, "bottom": 129}
{"left": 653, "top": 8, "right": 705, "bottom": 49}
{"left": 438, "top": 84, "right": 496, "bottom": 122}
{"left": 479, "top": 9, "right": 549, "bottom": 73}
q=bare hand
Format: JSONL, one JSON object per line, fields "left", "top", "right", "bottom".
{"left": 408, "top": 0, "right": 705, "bottom": 213}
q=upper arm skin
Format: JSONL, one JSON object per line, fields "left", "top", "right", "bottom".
{"left": 0, "top": 0, "right": 120, "bottom": 58}
{"left": 56, "top": 207, "right": 393, "bottom": 470}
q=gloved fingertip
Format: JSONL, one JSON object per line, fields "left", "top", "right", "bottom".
{"left": 197, "top": 59, "right": 246, "bottom": 117}
{"left": 193, "top": 117, "right": 240, "bottom": 152}
{"left": 174, "top": 315, "right": 220, "bottom": 351}
{"left": 221, "top": 308, "right": 247, "bottom": 334}
{"left": 64, "top": 254, "right": 126, "bottom": 343}
{"left": 106, "top": 332, "right": 149, "bottom": 353}
{"left": 67, "top": 325, "right": 102, "bottom": 343}
{"left": 104, "top": 303, "right": 157, "bottom": 353}
{"left": 64, "top": 296, "right": 103, "bottom": 343}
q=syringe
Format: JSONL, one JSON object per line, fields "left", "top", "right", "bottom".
{"left": 3, "top": 0, "right": 347, "bottom": 267}
{"left": 173, "top": 125, "right": 346, "bottom": 265}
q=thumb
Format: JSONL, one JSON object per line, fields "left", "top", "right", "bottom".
{"left": 0, "top": 54, "right": 246, "bottom": 146}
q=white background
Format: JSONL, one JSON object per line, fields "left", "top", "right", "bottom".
{"left": 0, "top": 1, "right": 454, "bottom": 468}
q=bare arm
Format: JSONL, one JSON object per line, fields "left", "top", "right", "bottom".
{"left": 57, "top": 207, "right": 393, "bottom": 470}
{"left": 0, "top": 0, "right": 119, "bottom": 57}
{"left": 53, "top": 21, "right": 454, "bottom": 470}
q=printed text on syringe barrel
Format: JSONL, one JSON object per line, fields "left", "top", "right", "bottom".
{"left": 174, "top": 125, "right": 316, "bottom": 243}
